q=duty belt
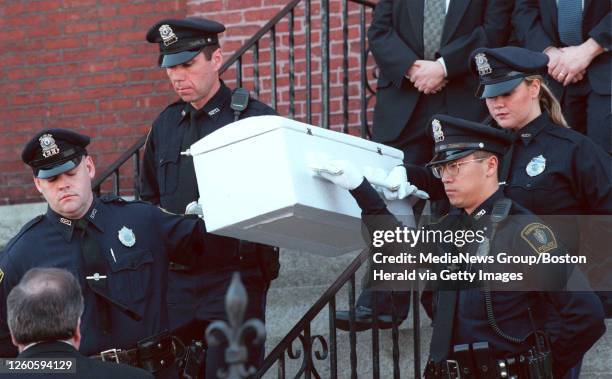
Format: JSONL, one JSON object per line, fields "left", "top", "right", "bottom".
{"left": 424, "top": 341, "right": 553, "bottom": 379}
{"left": 91, "top": 332, "right": 185, "bottom": 373}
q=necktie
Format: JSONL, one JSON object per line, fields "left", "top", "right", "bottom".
{"left": 75, "top": 219, "right": 142, "bottom": 326}
{"left": 423, "top": 0, "right": 446, "bottom": 60}
{"left": 557, "top": 0, "right": 583, "bottom": 46}
{"left": 75, "top": 218, "right": 111, "bottom": 333}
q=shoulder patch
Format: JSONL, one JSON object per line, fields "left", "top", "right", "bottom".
{"left": 520, "top": 222, "right": 558, "bottom": 255}
{"left": 3, "top": 215, "right": 44, "bottom": 252}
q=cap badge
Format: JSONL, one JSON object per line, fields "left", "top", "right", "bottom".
{"left": 475, "top": 53, "right": 492, "bottom": 76}
{"left": 432, "top": 119, "right": 444, "bottom": 142}
{"left": 118, "top": 226, "right": 136, "bottom": 247}
{"left": 159, "top": 24, "right": 178, "bottom": 47}
{"left": 526, "top": 155, "right": 546, "bottom": 177}
{"left": 39, "top": 134, "right": 60, "bottom": 158}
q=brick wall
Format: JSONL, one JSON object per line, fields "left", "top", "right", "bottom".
{"left": 0, "top": 0, "right": 376, "bottom": 204}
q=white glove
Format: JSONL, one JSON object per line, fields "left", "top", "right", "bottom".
{"left": 311, "top": 160, "right": 364, "bottom": 190}
{"left": 381, "top": 166, "right": 429, "bottom": 200}
{"left": 185, "top": 201, "right": 204, "bottom": 218}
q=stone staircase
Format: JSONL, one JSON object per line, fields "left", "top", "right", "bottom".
{"left": 1, "top": 203, "right": 610, "bottom": 378}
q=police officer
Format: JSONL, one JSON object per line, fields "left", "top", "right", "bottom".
{"left": 142, "top": 17, "right": 279, "bottom": 377}
{"left": 316, "top": 115, "right": 606, "bottom": 378}
{"left": 0, "top": 129, "right": 217, "bottom": 378}
{"left": 405, "top": 46, "right": 612, "bottom": 312}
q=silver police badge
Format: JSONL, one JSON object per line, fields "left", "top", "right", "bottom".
{"left": 474, "top": 53, "right": 492, "bottom": 76}
{"left": 118, "top": 226, "right": 136, "bottom": 247}
{"left": 526, "top": 155, "right": 546, "bottom": 177}
{"left": 159, "top": 24, "right": 178, "bottom": 46}
{"left": 39, "top": 134, "right": 60, "bottom": 158}
{"left": 432, "top": 119, "right": 444, "bottom": 142}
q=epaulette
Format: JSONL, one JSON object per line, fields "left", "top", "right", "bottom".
{"left": 545, "top": 125, "right": 578, "bottom": 143}
{"left": 98, "top": 195, "right": 154, "bottom": 207}
{"left": 2, "top": 215, "right": 44, "bottom": 253}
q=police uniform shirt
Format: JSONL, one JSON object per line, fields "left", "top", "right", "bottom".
{"left": 0, "top": 196, "right": 208, "bottom": 357}
{"left": 348, "top": 180, "right": 605, "bottom": 377}
{"left": 141, "top": 81, "right": 277, "bottom": 214}
{"left": 505, "top": 113, "right": 612, "bottom": 215}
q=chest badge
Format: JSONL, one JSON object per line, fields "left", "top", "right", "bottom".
{"left": 526, "top": 155, "right": 546, "bottom": 177}
{"left": 118, "top": 226, "right": 136, "bottom": 247}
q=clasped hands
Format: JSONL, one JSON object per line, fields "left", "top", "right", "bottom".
{"left": 545, "top": 39, "right": 603, "bottom": 86}
{"left": 407, "top": 60, "right": 448, "bottom": 94}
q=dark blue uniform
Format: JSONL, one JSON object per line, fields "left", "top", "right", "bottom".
{"left": 349, "top": 180, "right": 605, "bottom": 378}
{"left": 0, "top": 196, "right": 208, "bottom": 358}
{"left": 141, "top": 81, "right": 279, "bottom": 374}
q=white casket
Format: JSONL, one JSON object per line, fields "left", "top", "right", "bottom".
{"left": 188, "top": 115, "right": 414, "bottom": 256}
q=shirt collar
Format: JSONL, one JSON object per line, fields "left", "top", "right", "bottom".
{"left": 46, "top": 197, "right": 104, "bottom": 242}
{"left": 469, "top": 188, "right": 506, "bottom": 223}
{"left": 515, "top": 113, "right": 548, "bottom": 146}
{"left": 179, "top": 80, "right": 231, "bottom": 123}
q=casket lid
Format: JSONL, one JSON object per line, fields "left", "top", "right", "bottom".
{"left": 188, "top": 115, "right": 403, "bottom": 159}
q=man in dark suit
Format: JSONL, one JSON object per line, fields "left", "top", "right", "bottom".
{"left": 2, "top": 268, "right": 152, "bottom": 379}
{"left": 335, "top": 0, "right": 514, "bottom": 332}
{"left": 368, "top": 0, "right": 513, "bottom": 165}
{"left": 513, "top": 0, "right": 611, "bottom": 153}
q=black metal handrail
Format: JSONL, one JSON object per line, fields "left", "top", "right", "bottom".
{"left": 92, "top": 0, "right": 377, "bottom": 196}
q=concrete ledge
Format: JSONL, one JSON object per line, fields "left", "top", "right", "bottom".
{"left": 0, "top": 202, "right": 47, "bottom": 248}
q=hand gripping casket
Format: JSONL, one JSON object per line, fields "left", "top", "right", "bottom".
{"left": 188, "top": 115, "right": 414, "bottom": 256}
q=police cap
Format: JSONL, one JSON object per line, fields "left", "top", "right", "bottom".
{"left": 146, "top": 17, "right": 225, "bottom": 68}
{"left": 21, "top": 129, "right": 90, "bottom": 179}
{"left": 426, "top": 114, "right": 511, "bottom": 167}
{"left": 469, "top": 46, "right": 549, "bottom": 99}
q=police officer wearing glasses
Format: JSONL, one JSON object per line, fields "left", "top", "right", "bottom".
{"left": 316, "top": 114, "right": 605, "bottom": 378}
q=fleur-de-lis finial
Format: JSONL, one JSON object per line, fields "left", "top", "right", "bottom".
{"left": 205, "top": 272, "right": 266, "bottom": 379}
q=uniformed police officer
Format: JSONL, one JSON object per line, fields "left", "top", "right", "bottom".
{"left": 316, "top": 115, "right": 606, "bottom": 378}
{"left": 0, "top": 129, "right": 219, "bottom": 378}
{"left": 405, "top": 46, "right": 612, "bottom": 314}
{"left": 142, "top": 17, "right": 279, "bottom": 378}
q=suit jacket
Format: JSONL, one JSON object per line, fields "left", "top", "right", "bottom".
{"left": 368, "top": 0, "right": 513, "bottom": 143}
{"left": 0, "top": 341, "right": 153, "bottom": 379}
{"left": 513, "top": 0, "right": 611, "bottom": 95}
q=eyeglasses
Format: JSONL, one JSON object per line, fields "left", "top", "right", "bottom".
{"left": 431, "top": 158, "right": 487, "bottom": 179}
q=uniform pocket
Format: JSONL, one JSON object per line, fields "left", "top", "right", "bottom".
{"left": 157, "top": 149, "right": 179, "bottom": 195}
{"left": 107, "top": 249, "right": 154, "bottom": 305}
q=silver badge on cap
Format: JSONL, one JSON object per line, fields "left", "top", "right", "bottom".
{"left": 118, "top": 226, "right": 136, "bottom": 247}
{"left": 526, "top": 155, "right": 546, "bottom": 177}
{"left": 475, "top": 53, "right": 492, "bottom": 76}
{"left": 39, "top": 134, "right": 60, "bottom": 158}
{"left": 432, "top": 119, "right": 444, "bottom": 142}
{"left": 159, "top": 24, "right": 178, "bottom": 47}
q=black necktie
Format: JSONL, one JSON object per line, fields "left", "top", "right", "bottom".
{"left": 75, "top": 219, "right": 111, "bottom": 333}
{"left": 75, "top": 219, "right": 142, "bottom": 325}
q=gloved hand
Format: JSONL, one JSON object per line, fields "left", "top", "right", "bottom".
{"left": 381, "top": 166, "right": 429, "bottom": 200}
{"left": 311, "top": 160, "right": 364, "bottom": 190}
{"left": 185, "top": 201, "right": 204, "bottom": 218}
